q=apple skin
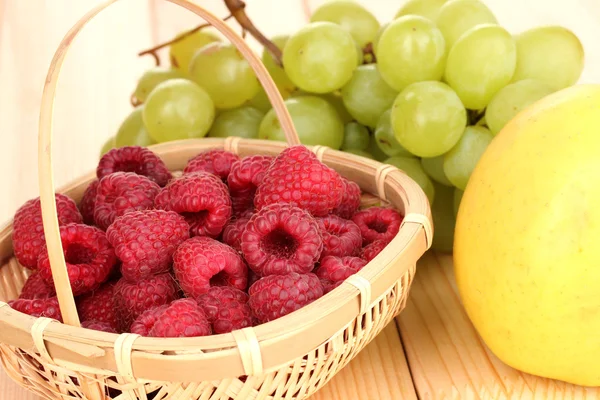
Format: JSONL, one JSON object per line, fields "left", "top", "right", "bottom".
{"left": 454, "top": 84, "right": 600, "bottom": 387}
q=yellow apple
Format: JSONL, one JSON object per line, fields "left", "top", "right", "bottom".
{"left": 454, "top": 84, "right": 600, "bottom": 386}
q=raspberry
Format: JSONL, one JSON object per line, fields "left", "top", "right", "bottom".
{"left": 248, "top": 273, "right": 323, "bottom": 323}
{"left": 173, "top": 237, "right": 247, "bottom": 298}
{"left": 106, "top": 210, "right": 189, "bottom": 281}
{"left": 241, "top": 204, "right": 322, "bottom": 277}
{"left": 227, "top": 155, "right": 273, "bottom": 215}
{"left": 113, "top": 273, "right": 179, "bottom": 332}
{"left": 38, "top": 224, "right": 117, "bottom": 296}
{"left": 130, "top": 299, "right": 211, "bottom": 338}
{"left": 254, "top": 145, "right": 344, "bottom": 217}
{"left": 196, "top": 287, "right": 255, "bottom": 334}
{"left": 361, "top": 239, "right": 389, "bottom": 262}
{"left": 183, "top": 149, "right": 240, "bottom": 181}
{"left": 13, "top": 193, "right": 83, "bottom": 269}
{"left": 221, "top": 216, "right": 250, "bottom": 253}
{"left": 97, "top": 146, "right": 171, "bottom": 187}
{"left": 9, "top": 297, "right": 62, "bottom": 322}
{"left": 81, "top": 320, "right": 117, "bottom": 333}
{"left": 316, "top": 256, "right": 367, "bottom": 293}
{"left": 317, "top": 215, "right": 362, "bottom": 260}
{"left": 154, "top": 172, "right": 232, "bottom": 238}
{"left": 19, "top": 271, "right": 56, "bottom": 299}
{"left": 80, "top": 179, "right": 100, "bottom": 225}
{"left": 352, "top": 207, "right": 403, "bottom": 245}
{"left": 94, "top": 172, "right": 161, "bottom": 231}
{"left": 332, "top": 178, "right": 361, "bottom": 219}
{"left": 76, "top": 281, "right": 118, "bottom": 331}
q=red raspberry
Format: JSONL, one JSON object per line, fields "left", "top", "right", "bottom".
{"left": 316, "top": 256, "right": 367, "bottom": 293}
{"left": 94, "top": 172, "right": 160, "bottom": 231}
{"left": 183, "top": 149, "right": 240, "bottom": 181}
{"left": 19, "top": 271, "right": 56, "bottom": 299}
{"left": 80, "top": 179, "right": 100, "bottom": 225}
{"left": 332, "top": 178, "right": 361, "bottom": 219}
{"left": 317, "top": 215, "right": 362, "bottom": 260}
{"left": 113, "top": 273, "right": 179, "bottom": 332}
{"left": 227, "top": 155, "right": 273, "bottom": 215}
{"left": 130, "top": 299, "right": 211, "bottom": 338}
{"left": 13, "top": 193, "right": 83, "bottom": 269}
{"left": 241, "top": 204, "right": 322, "bottom": 277}
{"left": 81, "top": 320, "right": 117, "bottom": 333}
{"left": 38, "top": 224, "right": 117, "bottom": 296}
{"left": 196, "top": 287, "right": 255, "bottom": 334}
{"left": 248, "top": 273, "right": 323, "bottom": 323}
{"left": 76, "top": 281, "right": 118, "bottom": 331}
{"left": 254, "top": 146, "right": 344, "bottom": 217}
{"left": 106, "top": 210, "right": 189, "bottom": 281}
{"left": 221, "top": 216, "right": 250, "bottom": 253}
{"left": 154, "top": 172, "right": 232, "bottom": 238}
{"left": 97, "top": 146, "right": 171, "bottom": 187}
{"left": 8, "top": 297, "right": 62, "bottom": 322}
{"left": 361, "top": 239, "right": 390, "bottom": 262}
{"left": 352, "top": 207, "right": 403, "bottom": 245}
{"left": 173, "top": 237, "right": 247, "bottom": 298}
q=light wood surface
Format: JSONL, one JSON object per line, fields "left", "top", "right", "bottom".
{"left": 1, "top": 0, "right": 599, "bottom": 399}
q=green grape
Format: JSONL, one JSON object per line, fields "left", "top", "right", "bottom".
{"left": 259, "top": 95, "right": 344, "bottom": 149}
{"left": 436, "top": 0, "right": 498, "bottom": 51}
{"left": 345, "top": 148, "right": 374, "bottom": 159}
{"left": 100, "top": 136, "right": 116, "bottom": 157}
{"left": 443, "top": 126, "right": 494, "bottom": 190}
{"left": 485, "top": 79, "right": 554, "bottom": 135}
{"left": 320, "top": 93, "right": 354, "bottom": 124}
{"left": 354, "top": 41, "right": 365, "bottom": 65}
{"left": 453, "top": 188, "right": 464, "bottom": 218}
{"left": 421, "top": 156, "right": 453, "bottom": 186}
{"left": 444, "top": 24, "right": 517, "bottom": 110}
{"left": 143, "top": 79, "right": 215, "bottom": 143}
{"left": 282, "top": 22, "right": 358, "bottom": 93}
{"left": 341, "top": 64, "right": 397, "bottom": 128}
{"left": 310, "top": 0, "right": 380, "bottom": 48}
{"left": 368, "top": 133, "right": 389, "bottom": 162}
{"left": 341, "top": 122, "right": 370, "bottom": 150}
{"left": 395, "top": 0, "right": 448, "bottom": 21}
{"left": 189, "top": 42, "right": 260, "bottom": 109}
{"left": 377, "top": 16, "right": 446, "bottom": 92}
{"left": 384, "top": 156, "right": 435, "bottom": 204}
{"left": 208, "top": 107, "right": 264, "bottom": 139}
{"left": 374, "top": 109, "right": 412, "bottom": 157}
{"left": 133, "top": 67, "right": 188, "bottom": 104}
{"left": 512, "top": 26, "right": 584, "bottom": 90}
{"left": 262, "top": 36, "right": 297, "bottom": 95}
{"left": 169, "top": 29, "right": 221, "bottom": 72}
{"left": 391, "top": 81, "right": 467, "bottom": 157}
{"left": 247, "top": 87, "right": 274, "bottom": 113}
{"left": 372, "top": 23, "right": 388, "bottom": 56}
{"left": 115, "top": 107, "right": 156, "bottom": 147}
{"left": 431, "top": 182, "right": 456, "bottom": 252}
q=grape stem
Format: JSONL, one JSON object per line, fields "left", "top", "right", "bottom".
{"left": 222, "top": 0, "right": 283, "bottom": 66}
{"left": 138, "top": 15, "right": 234, "bottom": 65}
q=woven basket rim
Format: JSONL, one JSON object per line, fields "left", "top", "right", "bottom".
{"left": 0, "top": 138, "right": 431, "bottom": 381}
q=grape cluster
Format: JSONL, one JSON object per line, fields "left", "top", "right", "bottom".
{"left": 103, "top": 0, "right": 584, "bottom": 253}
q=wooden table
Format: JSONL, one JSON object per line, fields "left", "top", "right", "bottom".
{"left": 1, "top": 0, "right": 599, "bottom": 399}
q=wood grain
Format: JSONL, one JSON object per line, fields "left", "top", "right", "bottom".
{"left": 397, "top": 252, "right": 600, "bottom": 400}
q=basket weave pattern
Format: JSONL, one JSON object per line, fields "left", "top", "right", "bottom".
{"left": 0, "top": 0, "right": 432, "bottom": 399}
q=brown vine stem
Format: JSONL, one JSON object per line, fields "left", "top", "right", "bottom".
{"left": 223, "top": 0, "right": 282, "bottom": 66}
{"left": 138, "top": 14, "right": 233, "bottom": 66}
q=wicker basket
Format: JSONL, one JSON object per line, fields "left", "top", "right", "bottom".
{"left": 0, "top": 1, "right": 432, "bottom": 399}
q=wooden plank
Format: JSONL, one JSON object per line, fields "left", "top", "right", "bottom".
{"left": 398, "top": 252, "right": 600, "bottom": 399}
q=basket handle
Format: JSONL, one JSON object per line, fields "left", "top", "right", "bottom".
{"left": 38, "top": 0, "right": 299, "bottom": 326}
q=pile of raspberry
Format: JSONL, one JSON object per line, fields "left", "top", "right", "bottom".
{"left": 9, "top": 145, "right": 403, "bottom": 338}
